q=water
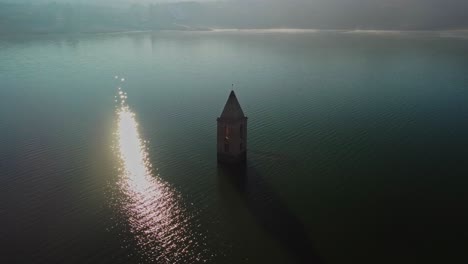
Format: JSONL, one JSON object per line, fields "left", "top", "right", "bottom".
{"left": 1, "top": 31, "right": 468, "bottom": 263}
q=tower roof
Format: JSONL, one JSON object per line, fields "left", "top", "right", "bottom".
{"left": 219, "top": 90, "right": 245, "bottom": 120}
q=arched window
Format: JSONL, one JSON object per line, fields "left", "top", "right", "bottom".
{"left": 240, "top": 124, "right": 243, "bottom": 139}
{"left": 224, "top": 130, "right": 230, "bottom": 153}
{"left": 225, "top": 126, "right": 230, "bottom": 139}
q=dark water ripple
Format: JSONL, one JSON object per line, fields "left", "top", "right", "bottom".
{"left": 1, "top": 31, "right": 468, "bottom": 263}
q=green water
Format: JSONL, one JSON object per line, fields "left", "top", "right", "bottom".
{"left": 1, "top": 31, "right": 468, "bottom": 263}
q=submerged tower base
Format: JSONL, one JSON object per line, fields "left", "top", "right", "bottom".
{"left": 217, "top": 151, "right": 247, "bottom": 165}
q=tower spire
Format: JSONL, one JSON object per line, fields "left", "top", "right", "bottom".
{"left": 220, "top": 90, "right": 245, "bottom": 120}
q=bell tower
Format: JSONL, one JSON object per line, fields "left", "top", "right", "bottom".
{"left": 217, "top": 90, "right": 248, "bottom": 164}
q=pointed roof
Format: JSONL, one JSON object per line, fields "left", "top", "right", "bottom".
{"left": 219, "top": 90, "right": 245, "bottom": 120}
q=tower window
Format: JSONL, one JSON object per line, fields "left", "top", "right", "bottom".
{"left": 240, "top": 143, "right": 243, "bottom": 151}
{"left": 225, "top": 126, "right": 230, "bottom": 139}
{"left": 240, "top": 124, "right": 243, "bottom": 139}
{"left": 224, "top": 143, "right": 230, "bottom": 153}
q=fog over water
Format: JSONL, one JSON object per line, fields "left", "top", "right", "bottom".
{"left": 1, "top": 0, "right": 468, "bottom": 34}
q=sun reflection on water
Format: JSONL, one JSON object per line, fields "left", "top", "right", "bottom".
{"left": 113, "top": 89, "right": 208, "bottom": 263}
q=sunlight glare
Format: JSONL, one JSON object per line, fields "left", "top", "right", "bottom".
{"left": 113, "top": 92, "right": 208, "bottom": 263}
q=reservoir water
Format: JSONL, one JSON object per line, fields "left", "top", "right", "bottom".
{"left": 1, "top": 30, "right": 468, "bottom": 263}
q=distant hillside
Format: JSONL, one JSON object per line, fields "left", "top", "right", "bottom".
{"left": 1, "top": 1, "right": 467, "bottom": 35}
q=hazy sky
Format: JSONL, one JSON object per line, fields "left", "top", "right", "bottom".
{"left": 2, "top": 0, "right": 467, "bottom": 30}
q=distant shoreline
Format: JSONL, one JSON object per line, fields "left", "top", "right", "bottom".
{"left": 1, "top": 28, "right": 468, "bottom": 39}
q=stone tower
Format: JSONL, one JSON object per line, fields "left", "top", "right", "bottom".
{"left": 217, "top": 91, "right": 248, "bottom": 164}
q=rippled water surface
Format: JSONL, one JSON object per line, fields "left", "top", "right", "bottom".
{"left": 1, "top": 31, "right": 468, "bottom": 263}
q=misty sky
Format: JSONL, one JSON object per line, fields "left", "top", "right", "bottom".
{"left": 1, "top": 0, "right": 467, "bottom": 30}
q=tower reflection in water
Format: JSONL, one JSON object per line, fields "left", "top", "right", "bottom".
{"left": 114, "top": 89, "right": 207, "bottom": 263}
